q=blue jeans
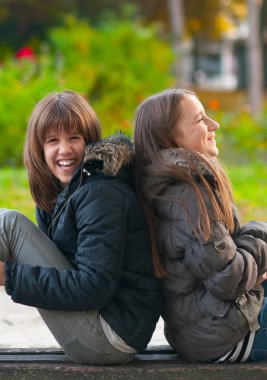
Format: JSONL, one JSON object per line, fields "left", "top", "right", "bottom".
{"left": 247, "top": 281, "right": 267, "bottom": 361}
{"left": 0, "top": 209, "right": 135, "bottom": 365}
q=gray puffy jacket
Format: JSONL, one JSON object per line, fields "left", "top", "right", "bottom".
{"left": 141, "top": 148, "right": 267, "bottom": 362}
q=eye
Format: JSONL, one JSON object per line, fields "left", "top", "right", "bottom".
{"left": 70, "top": 134, "right": 83, "bottom": 140}
{"left": 45, "top": 137, "right": 58, "bottom": 144}
{"left": 196, "top": 113, "right": 207, "bottom": 124}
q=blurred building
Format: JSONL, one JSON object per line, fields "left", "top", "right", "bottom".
{"left": 189, "top": 4, "right": 267, "bottom": 91}
{"left": 191, "top": 38, "right": 237, "bottom": 90}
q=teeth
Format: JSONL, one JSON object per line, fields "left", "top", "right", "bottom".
{"left": 58, "top": 160, "right": 75, "bottom": 166}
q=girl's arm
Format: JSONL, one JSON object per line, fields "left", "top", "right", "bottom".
{"left": 4, "top": 181, "right": 129, "bottom": 310}
{"left": 165, "top": 187, "right": 267, "bottom": 301}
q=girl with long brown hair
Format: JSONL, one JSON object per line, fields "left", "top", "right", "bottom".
{"left": 134, "top": 87, "right": 267, "bottom": 363}
{"left": 0, "top": 90, "right": 162, "bottom": 365}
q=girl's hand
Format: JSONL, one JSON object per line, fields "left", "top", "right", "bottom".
{"left": 0, "top": 262, "right": 5, "bottom": 286}
{"left": 256, "top": 272, "right": 267, "bottom": 285}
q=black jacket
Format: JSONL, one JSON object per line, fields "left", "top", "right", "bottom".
{"left": 5, "top": 134, "right": 162, "bottom": 351}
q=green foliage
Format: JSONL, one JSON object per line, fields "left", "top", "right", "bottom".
{"left": 0, "top": 167, "right": 35, "bottom": 221}
{"left": 48, "top": 16, "right": 173, "bottom": 134}
{"left": 0, "top": 55, "right": 62, "bottom": 165}
{"left": 207, "top": 104, "right": 267, "bottom": 222}
{"left": 0, "top": 0, "right": 248, "bottom": 54}
{"left": 227, "top": 161, "right": 267, "bottom": 222}
{"left": 0, "top": 15, "right": 173, "bottom": 166}
{"left": 1, "top": 159, "right": 266, "bottom": 226}
{"left": 213, "top": 107, "right": 267, "bottom": 161}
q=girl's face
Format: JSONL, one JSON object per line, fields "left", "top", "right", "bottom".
{"left": 172, "top": 94, "right": 219, "bottom": 157}
{"left": 44, "top": 128, "right": 86, "bottom": 187}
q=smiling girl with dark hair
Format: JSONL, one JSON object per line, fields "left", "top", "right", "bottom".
{"left": 0, "top": 90, "right": 162, "bottom": 365}
{"left": 134, "top": 87, "right": 267, "bottom": 363}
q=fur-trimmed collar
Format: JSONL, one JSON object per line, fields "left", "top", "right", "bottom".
{"left": 160, "top": 148, "right": 218, "bottom": 176}
{"left": 84, "top": 133, "right": 133, "bottom": 176}
{"left": 141, "top": 148, "right": 219, "bottom": 201}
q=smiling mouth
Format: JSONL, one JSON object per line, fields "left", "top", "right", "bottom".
{"left": 208, "top": 138, "right": 216, "bottom": 144}
{"left": 58, "top": 159, "right": 77, "bottom": 171}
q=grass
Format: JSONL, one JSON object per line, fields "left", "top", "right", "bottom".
{"left": 227, "top": 161, "right": 267, "bottom": 223}
{"left": 0, "top": 161, "right": 266, "bottom": 225}
{"left": 0, "top": 167, "right": 35, "bottom": 222}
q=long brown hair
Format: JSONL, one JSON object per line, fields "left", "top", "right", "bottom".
{"left": 24, "top": 90, "right": 101, "bottom": 214}
{"left": 134, "top": 88, "right": 234, "bottom": 277}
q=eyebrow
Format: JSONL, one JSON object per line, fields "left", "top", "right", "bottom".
{"left": 45, "top": 133, "right": 57, "bottom": 138}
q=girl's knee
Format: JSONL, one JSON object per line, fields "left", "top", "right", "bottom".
{"left": 0, "top": 209, "right": 23, "bottom": 219}
{"left": 1, "top": 209, "right": 30, "bottom": 228}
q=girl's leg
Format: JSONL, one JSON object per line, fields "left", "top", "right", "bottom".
{"left": 247, "top": 296, "right": 267, "bottom": 362}
{"left": 0, "top": 209, "right": 134, "bottom": 365}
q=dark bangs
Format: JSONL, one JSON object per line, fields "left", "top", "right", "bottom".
{"left": 38, "top": 103, "right": 87, "bottom": 145}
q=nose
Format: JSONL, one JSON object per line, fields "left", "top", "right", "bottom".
{"left": 208, "top": 117, "right": 219, "bottom": 131}
{"left": 59, "top": 140, "right": 72, "bottom": 155}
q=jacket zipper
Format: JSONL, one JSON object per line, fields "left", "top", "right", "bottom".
{"left": 47, "top": 167, "right": 88, "bottom": 238}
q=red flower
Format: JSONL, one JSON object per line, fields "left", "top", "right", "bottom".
{"left": 15, "top": 46, "right": 35, "bottom": 61}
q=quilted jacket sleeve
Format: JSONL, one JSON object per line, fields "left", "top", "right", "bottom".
{"left": 160, "top": 186, "right": 267, "bottom": 301}
{"left": 5, "top": 180, "right": 128, "bottom": 310}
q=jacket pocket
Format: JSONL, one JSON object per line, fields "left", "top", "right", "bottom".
{"left": 187, "top": 227, "right": 237, "bottom": 279}
{"left": 201, "top": 292, "right": 231, "bottom": 318}
{"left": 201, "top": 291, "right": 248, "bottom": 343}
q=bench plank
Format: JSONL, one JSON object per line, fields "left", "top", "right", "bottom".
{"left": 0, "top": 347, "right": 266, "bottom": 380}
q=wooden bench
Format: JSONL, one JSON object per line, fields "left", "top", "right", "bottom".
{"left": 0, "top": 345, "right": 267, "bottom": 379}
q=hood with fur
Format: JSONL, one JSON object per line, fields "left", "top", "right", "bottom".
{"left": 160, "top": 148, "right": 218, "bottom": 175}
{"left": 141, "top": 147, "right": 219, "bottom": 206}
{"left": 142, "top": 148, "right": 219, "bottom": 185}
{"left": 84, "top": 133, "right": 133, "bottom": 176}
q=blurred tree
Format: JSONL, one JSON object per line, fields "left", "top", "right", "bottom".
{"left": 261, "top": 0, "right": 267, "bottom": 88}
{"left": 0, "top": 15, "right": 173, "bottom": 165}
{"left": 247, "top": 0, "right": 263, "bottom": 116}
{"left": 0, "top": 0, "right": 247, "bottom": 57}
{"left": 185, "top": 0, "right": 246, "bottom": 40}
{"left": 167, "top": 0, "right": 186, "bottom": 85}
{"left": 0, "top": 0, "right": 73, "bottom": 53}
{"left": 0, "top": 1, "right": 140, "bottom": 54}
{"left": 133, "top": 0, "right": 247, "bottom": 39}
